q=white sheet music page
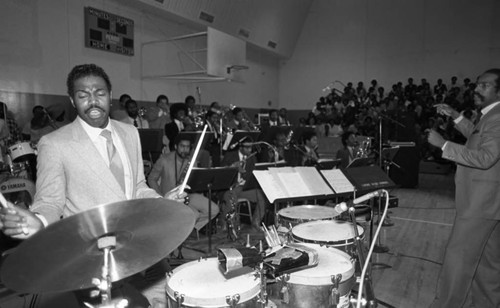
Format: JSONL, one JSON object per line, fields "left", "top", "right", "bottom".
{"left": 320, "top": 169, "right": 355, "bottom": 193}
{"left": 253, "top": 170, "right": 289, "bottom": 203}
{"left": 295, "top": 167, "right": 334, "bottom": 196}
{"left": 274, "top": 168, "right": 311, "bottom": 198}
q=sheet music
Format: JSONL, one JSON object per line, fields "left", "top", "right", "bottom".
{"left": 253, "top": 170, "right": 289, "bottom": 203}
{"left": 294, "top": 167, "right": 334, "bottom": 196}
{"left": 254, "top": 167, "right": 335, "bottom": 203}
{"left": 320, "top": 169, "right": 355, "bottom": 193}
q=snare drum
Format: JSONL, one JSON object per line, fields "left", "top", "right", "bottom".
{"left": 271, "top": 243, "right": 355, "bottom": 308}
{"left": 291, "top": 220, "right": 364, "bottom": 257}
{"left": 166, "top": 257, "right": 261, "bottom": 307}
{"left": 276, "top": 205, "right": 340, "bottom": 238}
{"left": 8, "top": 142, "right": 35, "bottom": 162}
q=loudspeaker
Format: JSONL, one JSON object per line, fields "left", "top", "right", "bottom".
{"left": 388, "top": 145, "right": 419, "bottom": 188}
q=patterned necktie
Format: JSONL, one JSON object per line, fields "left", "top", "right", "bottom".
{"left": 101, "top": 130, "right": 126, "bottom": 193}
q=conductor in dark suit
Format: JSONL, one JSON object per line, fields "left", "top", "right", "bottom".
{"left": 428, "top": 68, "right": 500, "bottom": 308}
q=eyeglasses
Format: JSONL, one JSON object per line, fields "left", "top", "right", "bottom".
{"left": 476, "top": 82, "right": 495, "bottom": 90}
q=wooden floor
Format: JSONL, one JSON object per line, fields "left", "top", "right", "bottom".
{"left": 175, "top": 171, "right": 456, "bottom": 308}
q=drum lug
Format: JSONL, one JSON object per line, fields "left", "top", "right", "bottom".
{"left": 278, "top": 274, "right": 290, "bottom": 304}
{"left": 225, "top": 294, "right": 240, "bottom": 307}
{"left": 174, "top": 291, "right": 185, "bottom": 307}
{"left": 329, "top": 274, "right": 342, "bottom": 306}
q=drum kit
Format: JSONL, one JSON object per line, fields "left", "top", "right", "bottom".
{"left": 165, "top": 203, "right": 376, "bottom": 308}
{"left": 0, "top": 191, "right": 379, "bottom": 308}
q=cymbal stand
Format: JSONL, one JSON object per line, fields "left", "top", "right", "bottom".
{"left": 86, "top": 235, "right": 129, "bottom": 308}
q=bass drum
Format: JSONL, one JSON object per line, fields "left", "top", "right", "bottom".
{"left": 166, "top": 257, "right": 261, "bottom": 307}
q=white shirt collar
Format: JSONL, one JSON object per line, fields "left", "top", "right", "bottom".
{"left": 77, "top": 116, "right": 113, "bottom": 141}
{"left": 481, "top": 101, "right": 500, "bottom": 116}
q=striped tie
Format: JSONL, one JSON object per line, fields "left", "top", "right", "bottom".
{"left": 101, "top": 130, "right": 126, "bottom": 193}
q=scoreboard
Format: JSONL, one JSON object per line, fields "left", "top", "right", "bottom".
{"left": 84, "top": 7, "right": 134, "bottom": 56}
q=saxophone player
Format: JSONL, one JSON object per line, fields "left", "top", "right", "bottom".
{"left": 147, "top": 133, "right": 218, "bottom": 232}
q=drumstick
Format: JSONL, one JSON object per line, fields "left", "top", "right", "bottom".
{"left": 0, "top": 192, "right": 28, "bottom": 235}
{"left": 178, "top": 125, "right": 208, "bottom": 196}
{"left": 0, "top": 192, "right": 9, "bottom": 209}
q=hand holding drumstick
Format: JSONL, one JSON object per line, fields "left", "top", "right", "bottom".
{"left": 0, "top": 193, "right": 43, "bottom": 239}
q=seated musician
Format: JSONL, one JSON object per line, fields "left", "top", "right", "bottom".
{"left": 258, "top": 131, "right": 287, "bottom": 163}
{"left": 336, "top": 131, "right": 358, "bottom": 168}
{"left": 221, "top": 137, "right": 268, "bottom": 229}
{"left": 165, "top": 103, "right": 190, "bottom": 151}
{"left": 148, "top": 133, "right": 218, "bottom": 233}
{"left": 286, "top": 131, "right": 320, "bottom": 166}
{"left": 226, "top": 107, "right": 256, "bottom": 131}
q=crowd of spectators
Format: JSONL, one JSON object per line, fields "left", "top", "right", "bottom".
{"left": 304, "top": 76, "right": 478, "bottom": 161}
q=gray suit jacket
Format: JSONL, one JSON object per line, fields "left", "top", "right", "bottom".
{"left": 31, "top": 118, "right": 159, "bottom": 224}
{"left": 443, "top": 104, "right": 500, "bottom": 219}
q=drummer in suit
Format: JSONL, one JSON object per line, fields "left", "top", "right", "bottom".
{"left": 428, "top": 68, "right": 500, "bottom": 308}
{"left": 0, "top": 63, "right": 186, "bottom": 307}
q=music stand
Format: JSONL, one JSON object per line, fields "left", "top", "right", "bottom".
{"left": 187, "top": 167, "right": 238, "bottom": 253}
{"left": 138, "top": 129, "right": 164, "bottom": 163}
{"left": 316, "top": 158, "right": 342, "bottom": 170}
{"left": 346, "top": 157, "right": 376, "bottom": 169}
{"left": 259, "top": 126, "right": 292, "bottom": 143}
{"left": 224, "top": 131, "right": 262, "bottom": 151}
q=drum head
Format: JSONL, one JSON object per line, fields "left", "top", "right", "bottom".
{"left": 278, "top": 205, "right": 339, "bottom": 221}
{"left": 291, "top": 220, "right": 364, "bottom": 246}
{"left": 287, "top": 243, "right": 354, "bottom": 285}
{"left": 166, "top": 258, "right": 260, "bottom": 307}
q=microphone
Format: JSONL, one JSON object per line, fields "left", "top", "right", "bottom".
{"left": 333, "top": 190, "right": 383, "bottom": 215}
{"left": 229, "top": 136, "right": 249, "bottom": 150}
{"left": 218, "top": 247, "right": 262, "bottom": 274}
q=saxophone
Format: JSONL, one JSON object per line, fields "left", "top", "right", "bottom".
{"left": 176, "top": 157, "right": 191, "bottom": 205}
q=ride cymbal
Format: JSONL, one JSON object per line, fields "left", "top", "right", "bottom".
{"left": 1, "top": 198, "right": 195, "bottom": 293}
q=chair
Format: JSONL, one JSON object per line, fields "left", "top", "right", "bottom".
{"left": 236, "top": 198, "right": 253, "bottom": 223}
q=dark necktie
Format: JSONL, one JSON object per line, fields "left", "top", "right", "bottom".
{"left": 474, "top": 111, "right": 482, "bottom": 125}
{"left": 133, "top": 119, "right": 138, "bottom": 127}
{"left": 101, "top": 130, "right": 126, "bottom": 193}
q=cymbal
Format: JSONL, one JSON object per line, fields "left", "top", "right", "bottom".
{"left": 1, "top": 198, "right": 196, "bottom": 293}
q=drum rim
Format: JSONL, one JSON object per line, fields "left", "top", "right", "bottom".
{"left": 284, "top": 244, "right": 355, "bottom": 285}
{"left": 166, "top": 258, "right": 260, "bottom": 306}
{"left": 291, "top": 220, "right": 365, "bottom": 246}
{"left": 278, "top": 205, "right": 340, "bottom": 222}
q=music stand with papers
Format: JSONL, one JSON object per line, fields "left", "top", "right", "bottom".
{"left": 187, "top": 167, "right": 238, "bottom": 253}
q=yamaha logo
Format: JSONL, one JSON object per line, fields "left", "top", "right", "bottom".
{"left": 0, "top": 183, "right": 26, "bottom": 191}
